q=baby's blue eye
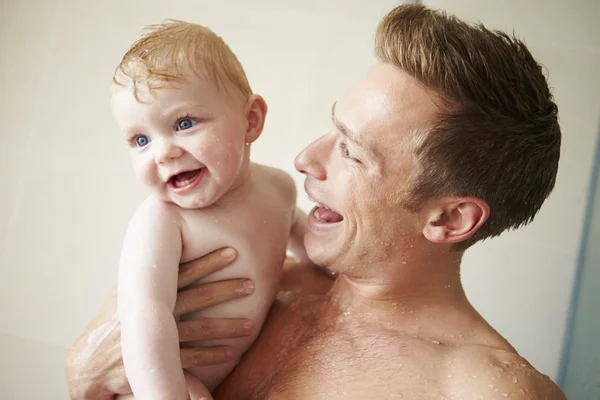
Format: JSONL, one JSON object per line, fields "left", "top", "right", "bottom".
{"left": 177, "top": 118, "right": 196, "bottom": 131}
{"left": 135, "top": 135, "right": 150, "bottom": 147}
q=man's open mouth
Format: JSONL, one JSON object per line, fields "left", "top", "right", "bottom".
{"left": 167, "top": 168, "right": 205, "bottom": 192}
{"left": 311, "top": 202, "right": 343, "bottom": 223}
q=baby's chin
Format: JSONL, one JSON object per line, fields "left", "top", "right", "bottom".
{"left": 151, "top": 182, "right": 224, "bottom": 209}
{"left": 167, "top": 195, "right": 215, "bottom": 209}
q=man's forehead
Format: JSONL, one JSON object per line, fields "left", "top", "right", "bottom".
{"left": 337, "top": 63, "right": 439, "bottom": 141}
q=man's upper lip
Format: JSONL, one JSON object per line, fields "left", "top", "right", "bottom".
{"left": 304, "top": 183, "right": 338, "bottom": 213}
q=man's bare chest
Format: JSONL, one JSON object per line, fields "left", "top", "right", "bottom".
{"left": 216, "top": 297, "right": 445, "bottom": 400}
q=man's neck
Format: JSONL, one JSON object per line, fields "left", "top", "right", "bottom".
{"left": 324, "top": 244, "right": 473, "bottom": 333}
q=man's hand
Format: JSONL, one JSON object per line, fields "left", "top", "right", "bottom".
{"left": 66, "top": 248, "right": 254, "bottom": 400}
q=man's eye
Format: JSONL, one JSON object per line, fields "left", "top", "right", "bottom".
{"left": 340, "top": 142, "right": 361, "bottom": 164}
{"left": 177, "top": 118, "right": 197, "bottom": 131}
{"left": 135, "top": 135, "right": 150, "bottom": 148}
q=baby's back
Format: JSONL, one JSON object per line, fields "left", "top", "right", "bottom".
{"left": 177, "top": 163, "right": 297, "bottom": 389}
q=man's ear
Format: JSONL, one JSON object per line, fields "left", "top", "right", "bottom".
{"left": 422, "top": 197, "right": 489, "bottom": 245}
{"left": 244, "top": 94, "right": 268, "bottom": 144}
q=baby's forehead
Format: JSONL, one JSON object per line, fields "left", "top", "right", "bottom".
{"left": 111, "top": 71, "right": 244, "bottom": 107}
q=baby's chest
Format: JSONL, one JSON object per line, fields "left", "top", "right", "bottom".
{"left": 178, "top": 198, "right": 293, "bottom": 269}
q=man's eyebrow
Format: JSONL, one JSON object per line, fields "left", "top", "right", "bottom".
{"left": 331, "top": 101, "right": 369, "bottom": 152}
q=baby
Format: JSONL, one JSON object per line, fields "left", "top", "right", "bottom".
{"left": 110, "top": 21, "right": 309, "bottom": 399}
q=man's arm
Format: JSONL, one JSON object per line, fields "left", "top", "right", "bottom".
{"left": 117, "top": 198, "right": 189, "bottom": 399}
{"left": 66, "top": 248, "right": 253, "bottom": 400}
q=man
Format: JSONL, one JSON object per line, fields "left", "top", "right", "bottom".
{"left": 67, "top": 4, "right": 566, "bottom": 399}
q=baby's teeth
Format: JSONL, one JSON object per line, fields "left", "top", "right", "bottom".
{"left": 176, "top": 179, "right": 190, "bottom": 187}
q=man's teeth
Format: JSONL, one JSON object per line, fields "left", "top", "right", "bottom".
{"left": 314, "top": 207, "right": 323, "bottom": 221}
{"left": 309, "top": 197, "right": 332, "bottom": 211}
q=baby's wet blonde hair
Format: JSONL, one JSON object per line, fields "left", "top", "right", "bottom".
{"left": 113, "top": 20, "right": 253, "bottom": 102}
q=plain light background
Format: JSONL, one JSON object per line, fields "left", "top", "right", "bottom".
{"left": 1, "top": 0, "right": 599, "bottom": 398}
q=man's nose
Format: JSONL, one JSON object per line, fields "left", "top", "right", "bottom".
{"left": 294, "top": 135, "right": 331, "bottom": 181}
{"left": 154, "top": 139, "right": 183, "bottom": 164}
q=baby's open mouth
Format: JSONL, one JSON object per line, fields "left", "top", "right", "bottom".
{"left": 168, "top": 169, "right": 204, "bottom": 191}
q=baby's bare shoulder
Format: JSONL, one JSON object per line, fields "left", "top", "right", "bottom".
{"left": 131, "top": 196, "right": 183, "bottom": 225}
{"left": 445, "top": 345, "right": 566, "bottom": 399}
{"left": 252, "top": 163, "right": 297, "bottom": 202}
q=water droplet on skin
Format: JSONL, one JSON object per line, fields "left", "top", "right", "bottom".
{"left": 432, "top": 340, "right": 440, "bottom": 345}
{"left": 512, "top": 377, "right": 519, "bottom": 383}
{"left": 500, "top": 393, "right": 510, "bottom": 398}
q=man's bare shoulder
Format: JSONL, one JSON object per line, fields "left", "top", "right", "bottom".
{"left": 446, "top": 345, "right": 566, "bottom": 399}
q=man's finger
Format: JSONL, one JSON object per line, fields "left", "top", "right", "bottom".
{"left": 177, "top": 318, "right": 252, "bottom": 342}
{"left": 178, "top": 248, "right": 237, "bottom": 289}
{"left": 174, "top": 279, "right": 255, "bottom": 317}
{"left": 180, "top": 346, "right": 236, "bottom": 368}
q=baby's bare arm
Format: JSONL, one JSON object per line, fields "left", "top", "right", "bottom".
{"left": 117, "top": 198, "right": 189, "bottom": 400}
{"left": 262, "top": 165, "right": 313, "bottom": 265}
{"left": 289, "top": 207, "right": 312, "bottom": 265}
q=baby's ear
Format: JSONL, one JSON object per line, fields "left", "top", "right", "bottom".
{"left": 244, "top": 94, "right": 268, "bottom": 144}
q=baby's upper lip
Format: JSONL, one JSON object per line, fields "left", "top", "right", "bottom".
{"left": 164, "top": 168, "right": 203, "bottom": 182}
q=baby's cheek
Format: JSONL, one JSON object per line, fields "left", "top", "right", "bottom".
{"left": 133, "top": 159, "right": 159, "bottom": 187}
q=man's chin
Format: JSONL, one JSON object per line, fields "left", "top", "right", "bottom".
{"left": 305, "top": 244, "right": 339, "bottom": 272}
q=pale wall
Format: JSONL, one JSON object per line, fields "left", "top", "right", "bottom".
{"left": 0, "top": 0, "right": 598, "bottom": 397}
